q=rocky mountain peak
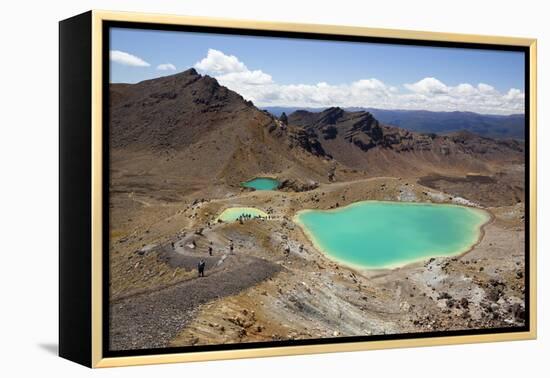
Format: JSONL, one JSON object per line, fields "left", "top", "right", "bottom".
{"left": 318, "top": 107, "right": 345, "bottom": 124}
{"left": 109, "top": 68, "right": 264, "bottom": 150}
{"left": 182, "top": 67, "right": 199, "bottom": 76}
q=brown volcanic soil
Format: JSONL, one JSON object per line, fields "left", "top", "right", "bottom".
{"left": 110, "top": 251, "right": 281, "bottom": 351}
{"left": 109, "top": 175, "right": 526, "bottom": 350}
{"left": 107, "top": 70, "right": 526, "bottom": 351}
{"left": 418, "top": 166, "right": 525, "bottom": 207}
{"left": 167, "top": 179, "right": 525, "bottom": 348}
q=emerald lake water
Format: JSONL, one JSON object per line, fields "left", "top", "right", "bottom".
{"left": 217, "top": 207, "right": 269, "bottom": 222}
{"left": 241, "top": 177, "right": 280, "bottom": 191}
{"left": 294, "top": 201, "right": 490, "bottom": 269}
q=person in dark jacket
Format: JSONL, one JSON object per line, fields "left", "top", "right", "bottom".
{"left": 198, "top": 259, "right": 206, "bottom": 277}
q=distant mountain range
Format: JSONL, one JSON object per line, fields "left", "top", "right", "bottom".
{"left": 264, "top": 107, "right": 525, "bottom": 140}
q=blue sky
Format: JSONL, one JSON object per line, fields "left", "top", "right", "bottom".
{"left": 110, "top": 27, "right": 525, "bottom": 114}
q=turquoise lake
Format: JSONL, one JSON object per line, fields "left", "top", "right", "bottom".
{"left": 294, "top": 201, "right": 490, "bottom": 269}
{"left": 241, "top": 177, "right": 280, "bottom": 191}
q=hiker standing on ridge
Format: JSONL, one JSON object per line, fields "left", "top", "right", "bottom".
{"left": 198, "top": 259, "right": 206, "bottom": 277}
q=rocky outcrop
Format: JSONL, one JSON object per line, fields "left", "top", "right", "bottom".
{"left": 278, "top": 178, "right": 319, "bottom": 192}
{"left": 290, "top": 108, "right": 386, "bottom": 153}
{"left": 321, "top": 125, "right": 338, "bottom": 140}
{"left": 317, "top": 107, "right": 345, "bottom": 124}
{"left": 287, "top": 107, "right": 525, "bottom": 172}
{"left": 289, "top": 128, "right": 329, "bottom": 157}
{"left": 279, "top": 112, "right": 288, "bottom": 125}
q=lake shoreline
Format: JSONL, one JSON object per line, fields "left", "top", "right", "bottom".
{"left": 293, "top": 200, "right": 493, "bottom": 272}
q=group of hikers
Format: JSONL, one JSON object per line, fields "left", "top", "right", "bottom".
{"left": 237, "top": 213, "right": 269, "bottom": 223}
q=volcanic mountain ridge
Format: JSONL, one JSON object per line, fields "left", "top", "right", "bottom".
{"left": 110, "top": 68, "right": 524, "bottom": 184}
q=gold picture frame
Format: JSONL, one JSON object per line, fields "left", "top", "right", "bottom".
{"left": 59, "top": 9, "right": 537, "bottom": 368}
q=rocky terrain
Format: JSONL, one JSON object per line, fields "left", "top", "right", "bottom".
{"left": 108, "top": 69, "right": 526, "bottom": 351}
{"left": 288, "top": 107, "right": 524, "bottom": 175}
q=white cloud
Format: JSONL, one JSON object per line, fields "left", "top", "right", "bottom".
{"left": 195, "top": 49, "right": 247, "bottom": 74}
{"left": 192, "top": 49, "right": 524, "bottom": 115}
{"left": 478, "top": 83, "right": 496, "bottom": 93}
{"left": 455, "top": 83, "right": 476, "bottom": 95}
{"left": 504, "top": 88, "right": 524, "bottom": 101}
{"left": 405, "top": 77, "right": 449, "bottom": 95}
{"left": 217, "top": 70, "right": 273, "bottom": 86}
{"left": 157, "top": 63, "right": 176, "bottom": 71}
{"left": 110, "top": 50, "right": 150, "bottom": 67}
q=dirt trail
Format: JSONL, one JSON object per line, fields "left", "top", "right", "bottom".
{"left": 110, "top": 255, "right": 281, "bottom": 351}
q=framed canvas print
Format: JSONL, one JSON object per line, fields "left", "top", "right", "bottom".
{"left": 59, "top": 10, "right": 537, "bottom": 368}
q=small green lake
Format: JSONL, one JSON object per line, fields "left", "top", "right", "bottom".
{"left": 217, "top": 207, "right": 269, "bottom": 222}
{"left": 294, "top": 201, "right": 490, "bottom": 269}
{"left": 241, "top": 177, "right": 280, "bottom": 191}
